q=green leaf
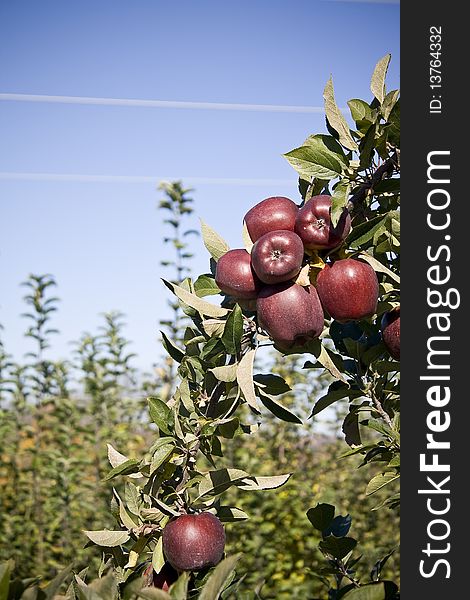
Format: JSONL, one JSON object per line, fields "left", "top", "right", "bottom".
{"left": 237, "top": 473, "right": 291, "bottom": 491}
{"left": 152, "top": 536, "right": 165, "bottom": 573}
{"left": 315, "top": 344, "right": 348, "bottom": 383}
{"left": 216, "top": 506, "right": 249, "bottom": 522}
{"left": 200, "top": 219, "right": 230, "bottom": 261}
{"left": 341, "top": 581, "right": 397, "bottom": 600}
{"left": 198, "top": 554, "right": 242, "bottom": 600}
{"left": 0, "top": 560, "right": 13, "bottom": 600}
{"left": 236, "top": 349, "right": 261, "bottom": 412}
{"left": 43, "top": 565, "right": 73, "bottom": 599}
{"left": 209, "top": 364, "right": 238, "bottom": 382}
{"left": 366, "top": 472, "right": 400, "bottom": 496}
{"left": 197, "top": 469, "right": 250, "bottom": 499}
{"left": 306, "top": 503, "right": 335, "bottom": 532}
{"left": 168, "top": 572, "right": 189, "bottom": 600}
{"left": 330, "top": 181, "right": 351, "bottom": 227}
{"left": 254, "top": 373, "right": 291, "bottom": 395}
{"left": 103, "top": 459, "right": 141, "bottom": 481}
{"left": 83, "top": 530, "right": 130, "bottom": 547}
{"left": 162, "top": 279, "right": 229, "bottom": 318}
{"left": 324, "top": 77, "right": 358, "bottom": 151}
{"left": 319, "top": 536, "right": 357, "bottom": 560}
{"left": 370, "top": 54, "right": 391, "bottom": 104}
{"left": 381, "top": 90, "right": 400, "bottom": 122}
{"left": 89, "top": 571, "right": 119, "bottom": 600}
{"left": 148, "top": 397, "right": 173, "bottom": 435}
{"left": 284, "top": 135, "right": 347, "bottom": 181}
{"left": 357, "top": 253, "right": 400, "bottom": 284}
{"left": 258, "top": 391, "right": 302, "bottom": 424}
{"left": 161, "top": 332, "right": 184, "bottom": 363}
{"left": 348, "top": 215, "right": 389, "bottom": 249}
{"left": 194, "top": 274, "right": 221, "bottom": 297}
{"left": 347, "top": 99, "right": 376, "bottom": 126}
{"left": 221, "top": 305, "right": 243, "bottom": 355}
{"left": 311, "top": 381, "right": 353, "bottom": 417}
{"left": 75, "top": 578, "right": 104, "bottom": 600}
{"left": 150, "top": 444, "right": 174, "bottom": 474}
{"left": 359, "top": 123, "right": 377, "bottom": 170}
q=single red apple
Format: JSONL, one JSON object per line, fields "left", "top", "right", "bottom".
{"left": 162, "top": 512, "right": 225, "bottom": 572}
{"left": 215, "top": 249, "right": 261, "bottom": 299}
{"left": 295, "top": 195, "right": 351, "bottom": 250}
{"left": 316, "top": 258, "right": 379, "bottom": 322}
{"left": 381, "top": 306, "right": 400, "bottom": 360}
{"left": 257, "top": 282, "right": 324, "bottom": 348}
{"left": 251, "top": 230, "right": 304, "bottom": 284}
{"left": 142, "top": 562, "right": 178, "bottom": 590}
{"left": 244, "top": 196, "right": 298, "bottom": 242}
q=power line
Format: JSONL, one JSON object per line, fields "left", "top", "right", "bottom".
{"left": 0, "top": 172, "right": 294, "bottom": 186}
{"left": 0, "top": 93, "right": 328, "bottom": 114}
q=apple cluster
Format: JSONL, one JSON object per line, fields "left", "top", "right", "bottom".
{"left": 215, "top": 196, "right": 385, "bottom": 350}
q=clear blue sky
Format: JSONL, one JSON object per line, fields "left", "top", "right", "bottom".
{"left": 0, "top": 0, "right": 399, "bottom": 372}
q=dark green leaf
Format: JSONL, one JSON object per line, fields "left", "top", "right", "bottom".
{"left": 221, "top": 305, "right": 243, "bottom": 355}
{"left": 103, "top": 459, "right": 141, "bottom": 481}
{"left": 319, "top": 536, "right": 357, "bottom": 560}
{"left": 148, "top": 397, "right": 173, "bottom": 435}
{"left": 161, "top": 332, "right": 184, "bottom": 363}
{"left": 258, "top": 391, "right": 302, "bottom": 424}
{"left": 306, "top": 503, "right": 335, "bottom": 532}
{"left": 284, "top": 135, "right": 347, "bottom": 181}
{"left": 253, "top": 374, "right": 291, "bottom": 395}
{"left": 198, "top": 554, "right": 241, "bottom": 600}
{"left": 194, "top": 274, "right": 221, "bottom": 297}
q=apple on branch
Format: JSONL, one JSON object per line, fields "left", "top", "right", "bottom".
{"left": 381, "top": 305, "right": 400, "bottom": 360}
{"left": 251, "top": 230, "right": 304, "bottom": 285}
{"left": 162, "top": 512, "right": 226, "bottom": 572}
{"left": 295, "top": 195, "right": 351, "bottom": 250}
{"left": 215, "top": 249, "right": 261, "bottom": 299}
{"left": 244, "top": 196, "right": 298, "bottom": 242}
{"left": 257, "top": 282, "right": 324, "bottom": 349}
{"left": 316, "top": 258, "right": 379, "bottom": 322}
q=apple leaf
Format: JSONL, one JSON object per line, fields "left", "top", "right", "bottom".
{"left": 197, "top": 469, "right": 250, "bottom": 499}
{"left": 381, "top": 89, "right": 400, "bottom": 121}
{"left": 324, "top": 77, "right": 358, "bottom": 151}
{"left": 168, "top": 572, "right": 189, "bottom": 600}
{"left": 237, "top": 473, "right": 291, "bottom": 490}
{"left": 209, "top": 364, "right": 238, "bottom": 382}
{"left": 253, "top": 373, "right": 291, "bottom": 395}
{"left": 162, "top": 279, "right": 229, "bottom": 318}
{"left": 221, "top": 304, "right": 243, "bottom": 355}
{"left": 83, "top": 530, "right": 130, "bottom": 547}
{"left": 194, "top": 274, "right": 221, "bottom": 297}
{"left": 370, "top": 54, "right": 391, "bottom": 104}
{"left": 102, "top": 459, "right": 141, "bottom": 481}
{"left": 215, "top": 506, "right": 249, "bottom": 522}
{"left": 357, "top": 253, "right": 400, "bottom": 284}
{"left": 347, "top": 99, "right": 376, "bottom": 126}
{"left": 242, "top": 220, "right": 254, "bottom": 253}
{"left": 160, "top": 331, "right": 184, "bottom": 363}
{"left": 258, "top": 391, "right": 302, "bottom": 424}
{"left": 200, "top": 219, "right": 230, "bottom": 261}
{"left": 316, "top": 344, "right": 348, "bottom": 383}
{"left": 311, "top": 381, "right": 355, "bottom": 417}
{"left": 330, "top": 180, "right": 351, "bottom": 228}
{"left": 307, "top": 503, "right": 335, "bottom": 532}
{"left": 341, "top": 581, "right": 397, "bottom": 600}
{"left": 148, "top": 396, "right": 173, "bottom": 435}
{"left": 319, "top": 536, "right": 357, "bottom": 560}
{"left": 137, "top": 589, "right": 172, "bottom": 600}
{"left": 366, "top": 472, "right": 400, "bottom": 496}
{"left": 284, "top": 135, "right": 347, "bottom": 181}
{"left": 236, "top": 349, "right": 261, "bottom": 412}
{"left": 198, "top": 554, "right": 242, "bottom": 600}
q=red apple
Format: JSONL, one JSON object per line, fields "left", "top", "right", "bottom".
{"left": 295, "top": 195, "right": 351, "bottom": 250}
{"left": 257, "top": 282, "right": 324, "bottom": 348}
{"left": 142, "top": 562, "right": 178, "bottom": 590}
{"left": 244, "top": 196, "right": 298, "bottom": 242}
{"left": 251, "top": 230, "right": 304, "bottom": 284}
{"left": 381, "top": 306, "right": 400, "bottom": 360}
{"left": 162, "top": 512, "right": 225, "bottom": 572}
{"left": 215, "top": 249, "right": 260, "bottom": 299}
{"left": 316, "top": 258, "right": 379, "bottom": 322}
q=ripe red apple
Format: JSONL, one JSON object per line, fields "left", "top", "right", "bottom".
{"left": 244, "top": 196, "right": 298, "bottom": 242}
{"left": 257, "top": 282, "right": 324, "bottom": 348}
{"left": 162, "top": 512, "right": 225, "bottom": 572}
{"left": 142, "top": 562, "right": 178, "bottom": 590}
{"left": 251, "top": 230, "right": 304, "bottom": 284}
{"left": 215, "top": 249, "right": 260, "bottom": 299}
{"left": 381, "top": 306, "right": 400, "bottom": 360}
{"left": 316, "top": 258, "right": 379, "bottom": 322}
{"left": 295, "top": 195, "right": 351, "bottom": 250}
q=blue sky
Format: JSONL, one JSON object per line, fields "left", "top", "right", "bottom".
{"left": 0, "top": 0, "right": 399, "bottom": 371}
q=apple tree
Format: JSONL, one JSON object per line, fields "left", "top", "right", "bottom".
{"left": 80, "top": 55, "right": 399, "bottom": 599}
